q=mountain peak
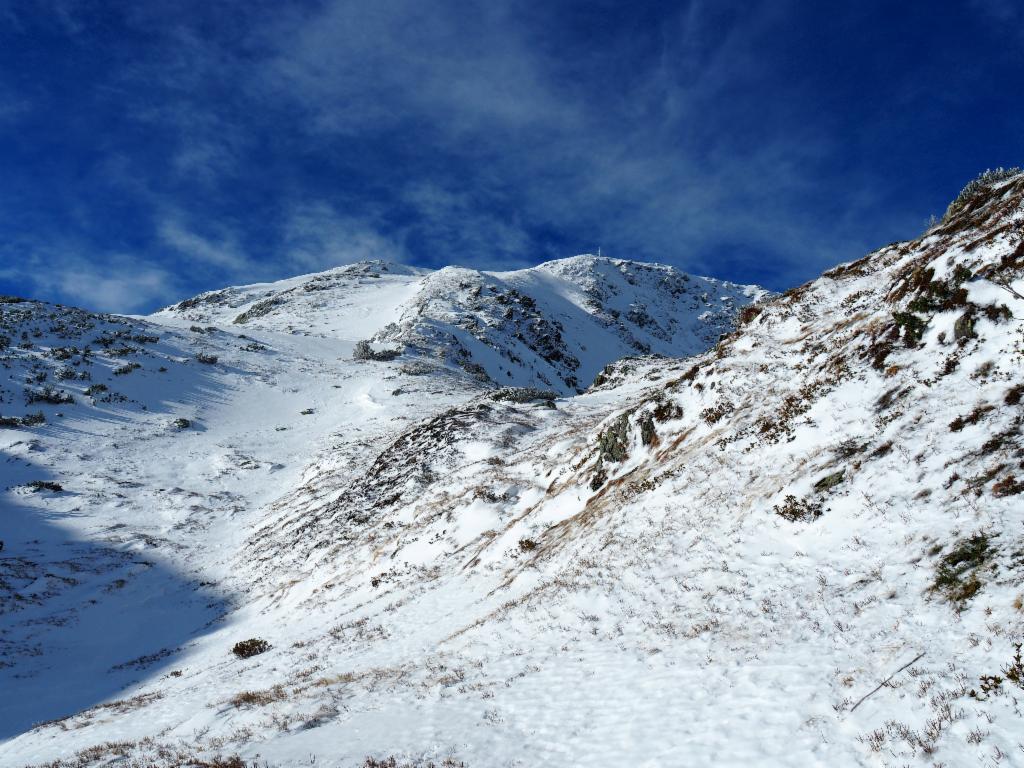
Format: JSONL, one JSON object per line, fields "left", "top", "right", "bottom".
{"left": 157, "top": 255, "right": 766, "bottom": 394}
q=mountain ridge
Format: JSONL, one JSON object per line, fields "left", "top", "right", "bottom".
{"left": 158, "top": 255, "right": 766, "bottom": 394}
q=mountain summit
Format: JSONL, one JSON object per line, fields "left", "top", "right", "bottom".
{"left": 159, "top": 255, "right": 765, "bottom": 394}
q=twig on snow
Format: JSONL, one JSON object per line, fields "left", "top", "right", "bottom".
{"left": 849, "top": 652, "right": 926, "bottom": 713}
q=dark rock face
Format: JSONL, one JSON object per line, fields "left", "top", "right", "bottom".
{"left": 954, "top": 312, "right": 976, "bottom": 341}
{"left": 598, "top": 413, "right": 631, "bottom": 463}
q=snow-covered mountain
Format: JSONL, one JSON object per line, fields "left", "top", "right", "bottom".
{"left": 2, "top": 170, "right": 1024, "bottom": 768}
{"left": 157, "top": 255, "right": 765, "bottom": 393}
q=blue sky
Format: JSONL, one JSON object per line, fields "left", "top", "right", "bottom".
{"left": 0, "top": 0, "right": 1021, "bottom": 312}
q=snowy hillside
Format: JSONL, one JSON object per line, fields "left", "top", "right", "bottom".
{"left": 158, "top": 256, "right": 765, "bottom": 394}
{"left": 2, "top": 169, "right": 1024, "bottom": 768}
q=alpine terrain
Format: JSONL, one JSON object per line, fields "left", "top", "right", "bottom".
{"left": 2, "top": 169, "right": 1024, "bottom": 767}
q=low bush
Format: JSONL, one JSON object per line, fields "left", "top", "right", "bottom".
{"left": 931, "top": 533, "right": 994, "bottom": 604}
{"left": 490, "top": 387, "right": 558, "bottom": 404}
{"left": 363, "top": 758, "right": 465, "bottom": 768}
{"left": 28, "top": 480, "right": 63, "bottom": 493}
{"left": 26, "top": 386, "right": 73, "bottom": 405}
{"left": 892, "top": 312, "right": 927, "bottom": 346}
{"left": 353, "top": 340, "right": 401, "bottom": 362}
{"left": 1005, "top": 384, "right": 1024, "bottom": 406}
{"left": 232, "top": 638, "right": 270, "bottom": 659}
{"left": 773, "top": 494, "right": 822, "bottom": 522}
{"left": 949, "top": 404, "right": 994, "bottom": 432}
{"left": 992, "top": 475, "right": 1024, "bottom": 497}
{"left": 229, "top": 685, "right": 286, "bottom": 708}
{"left": 701, "top": 400, "right": 734, "bottom": 425}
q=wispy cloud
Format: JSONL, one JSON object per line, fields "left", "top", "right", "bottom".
{"left": 0, "top": 238, "right": 180, "bottom": 313}
{"left": 282, "top": 201, "right": 408, "bottom": 272}
{"left": 157, "top": 217, "right": 252, "bottom": 274}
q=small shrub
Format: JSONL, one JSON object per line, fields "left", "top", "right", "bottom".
{"left": 85, "top": 383, "right": 109, "bottom": 395}
{"left": 773, "top": 494, "right": 822, "bottom": 522}
{"left": 992, "top": 475, "right": 1024, "bottom": 497}
{"left": 970, "top": 674, "right": 1004, "bottom": 700}
{"left": 353, "top": 340, "right": 400, "bottom": 362}
{"left": 229, "top": 684, "right": 286, "bottom": 708}
{"left": 651, "top": 398, "right": 683, "bottom": 422}
{"left": 399, "top": 360, "right": 436, "bottom": 376}
{"left": 26, "top": 386, "right": 74, "bottom": 405}
{"left": 971, "top": 361, "right": 994, "bottom": 381}
{"left": 113, "top": 362, "right": 141, "bottom": 375}
{"left": 1003, "top": 643, "right": 1024, "bottom": 689}
{"left": 737, "top": 304, "right": 763, "bottom": 324}
{"left": 931, "top": 534, "right": 994, "bottom": 604}
{"left": 982, "top": 303, "right": 1012, "bottom": 322}
{"left": 490, "top": 387, "right": 558, "bottom": 404}
{"left": 232, "top": 638, "right": 270, "bottom": 659}
{"left": 834, "top": 440, "right": 865, "bottom": 459}
{"left": 195, "top": 353, "right": 218, "bottom": 365}
{"left": 195, "top": 758, "right": 247, "bottom": 768}
{"left": 970, "top": 643, "right": 1024, "bottom": 699}
{"left": 172, "top": 418, "right": 191, "bottom": 430}
{"left": 363, "top": 758, "right": 465, "bottom": 768}
{"left": 892, "top": 312, "right": 927, "bottom": 346}
{"left": 28, "top": 480, "right": 63, "bottom": 493}
{"left": 871, "top": 440, "right": 893, "bottom": 457}
{"left": 949, "top": 404, "right": 994, "bottom": 432}
{"left": 701, "top": 400, "right": 734, "bottom": 425}
{"left": 518, "top": 538, "right": 537, "bottom": 552}
{"left": 1005, "top": 384, "right": 1024, "bottom": 406}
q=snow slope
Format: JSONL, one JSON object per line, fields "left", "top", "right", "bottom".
{"left": 2, "top": 171, "right": 1024, "bottom": 767}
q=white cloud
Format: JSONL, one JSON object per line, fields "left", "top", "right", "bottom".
{"left": 0, "top": 240, "right": 180, "bottom": 313}
{"left": 157, "top": 217, "right": 252, "bottom": 273}
{"left": 282, "top": 202, "right": 409, "bottom": 272}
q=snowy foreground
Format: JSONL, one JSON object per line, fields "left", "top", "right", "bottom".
{"left": 2, "top": 174, "right": 1024, "bottom": 767}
